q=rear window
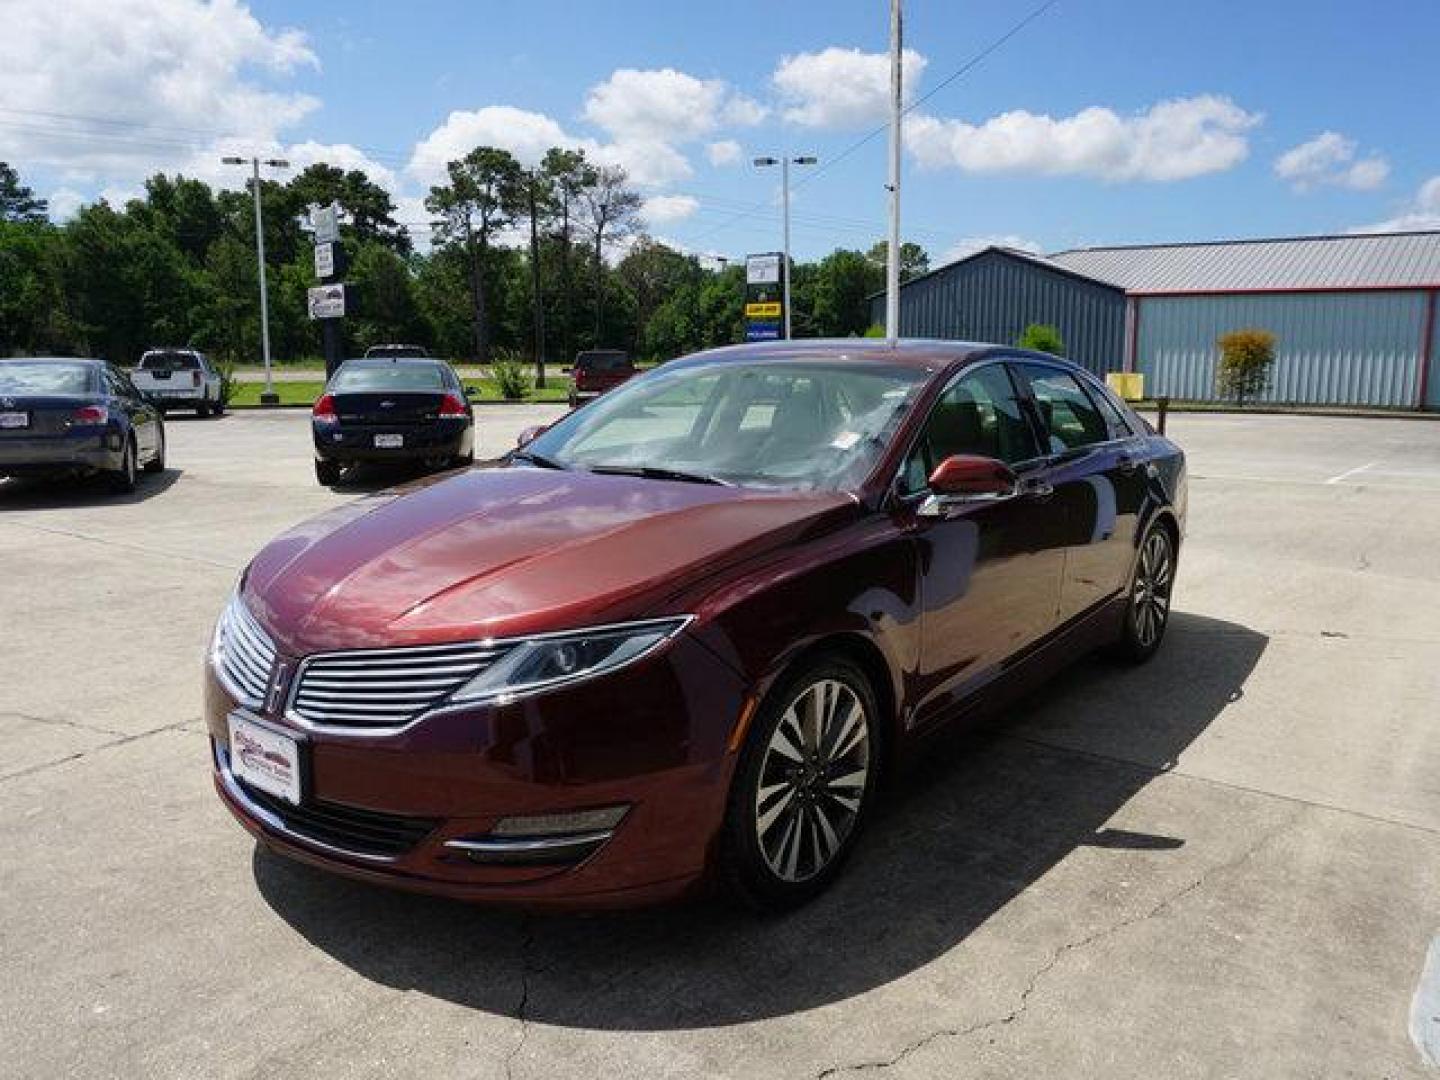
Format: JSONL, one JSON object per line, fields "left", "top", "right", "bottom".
{"left": 577, "top": 352, "right": 630, "bottom": 373}
{"left": 331, "top": 362, "right": 446, "bottom": 393}
{"left": 140, "top": 351, "right": 200, "bottom": 371}
{"left": 364, "top": 345, "right": 428, "bottom": 359}
{"left": 0, "top": 362, "right": 95, "bottom": 395}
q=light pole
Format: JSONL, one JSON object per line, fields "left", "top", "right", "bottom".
{"left": 885, "top": 0, "right": 904, "bottom": 340}
{"left": 222, "top": 155, "right": 289, "bottom": 405}
{"left": 753, "top": 154, "right": 816, "bottom": 339}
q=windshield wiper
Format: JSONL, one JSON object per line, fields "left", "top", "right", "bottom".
{"left": 588, "top": 464, "right": 731, "bottom": 486}
{"left": 511, "top": 449, "right": 567, "bottom": 470}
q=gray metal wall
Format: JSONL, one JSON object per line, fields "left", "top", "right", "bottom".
{"left": 876, "top": 250, "right": 1127, "bottom": 375}
{"left": 1135, "top": 291, "right": 1430, "bottom": 408}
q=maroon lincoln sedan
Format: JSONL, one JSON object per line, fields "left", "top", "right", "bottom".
{"left": 207, "top": 340, "right": 1185, "bottom": 910}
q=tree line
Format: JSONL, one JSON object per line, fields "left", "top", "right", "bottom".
{"left": 0, "top": 153, "right": 931, "bottom": 380}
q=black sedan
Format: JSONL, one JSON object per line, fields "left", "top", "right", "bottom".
{"left": 0, "top": 357, "right": 165, "bottom": 493}
{"left": 311, "top": 357, "right": 475, "bottom": 485}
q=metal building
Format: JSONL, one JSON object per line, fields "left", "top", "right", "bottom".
{"left": 1049, "top": 231, "right": 1440, "bottom": 410}
{"left": 869, "top": 247, "right": 1127, "bottom": 376}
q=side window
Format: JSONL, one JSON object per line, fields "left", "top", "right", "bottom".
{"left": 1084, "top": 377, "right": 1136, "bottom": 438}
{"left": 901, "top": 365, "right": 1038, "bottom": 493}
{"left": 1015, "top": 363, "right": 1110, "bottom": 454}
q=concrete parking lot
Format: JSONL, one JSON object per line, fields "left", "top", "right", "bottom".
{"left": 2, "top": 408, "right": 1438, "bottom": 1078}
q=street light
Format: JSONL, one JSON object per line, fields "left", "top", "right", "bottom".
{"left": 222, "top": 155, "right": 290, "bottom": 405}
{"left": 753, "top": 154, "right": 817, "bottom": 339}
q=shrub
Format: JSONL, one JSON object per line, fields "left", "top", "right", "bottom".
{"left": 213, "top": 355, "right": 236, "bottom": 406}
{"left": 1215, "top": 329, "right": 1275, "bottom": 405}
{"left": 863, "top": 323, "right": 886, "bottom": 338}
{"left": 1016, "top": 323, "right": 1065, "bottom": 356}
{"left": 490, "top": 350, "right": 532, "bottom": 401}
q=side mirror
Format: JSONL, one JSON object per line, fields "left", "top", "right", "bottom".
{"left": 919, "top": 455, "right": 1018, "bottom": 517}
{"left": 464, "top": 386, "right": 478, "bottom": 401}
{"left": 516, "top": 424, "right": 546, "bottom": 448}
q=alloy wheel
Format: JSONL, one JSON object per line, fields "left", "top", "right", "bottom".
{"left": 754, "top": 678, "right": 871, "bottom": 884}
{"left": 1131, "top": 528, "right": 1173, "bottom": 648}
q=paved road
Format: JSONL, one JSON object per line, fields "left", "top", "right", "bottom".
{"left": 2, "top": 411, "right": 1438, "bottom": 1078}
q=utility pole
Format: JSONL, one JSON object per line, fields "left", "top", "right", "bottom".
{"left": 222, "top": 155, "right": 288, "bottom": 405}
{"left": 885, "top": 0, "right": 904, "bottom": 341}
{"left": 527, "top": 171, "right": 547, "bottom": 388}
{"left": 753, "top": 154, "right": 816, "bottom": 339}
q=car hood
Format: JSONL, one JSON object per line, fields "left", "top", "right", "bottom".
{"left": 244, "top": 466, "right": 855, "bottom": 655}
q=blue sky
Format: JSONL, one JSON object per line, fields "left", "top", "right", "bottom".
{"left": 8, "top": 0, "right": 1440, "bottom": 263}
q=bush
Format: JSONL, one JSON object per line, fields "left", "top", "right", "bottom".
{"left": 490, "top": 350, "right": 532, "bottom": 401}
{"left": 1016, "top": 323, "right": 1065, "bottom": 356}
{"left": 1215, "top": 329, "right": 1275, "bottom": 405}
{"left": 862, "top": 323, "right": 886, "bottom": 338}
{"left": 213, "top": 355, "right": 236, "bottom": 406}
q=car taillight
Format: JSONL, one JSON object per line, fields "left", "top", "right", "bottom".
{"left": 438, "top": 393, "right": 468, "bottom": 417}
{"left": 70, "top": 404, "right": 108, "bottom": 426}
{"left": 312, "top": 394, "right": 338, "bottom": 423}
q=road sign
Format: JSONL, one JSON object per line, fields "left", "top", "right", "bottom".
{"left": 310, "top": 202, "right": 341, "bottom": 245}
{"left": 307, "top": 283, "right": 345, "bottom": 320}
{"left": 313, "top": 242, "right": 335, "bottom": 279}
{"left": 745, "top": 320, "right": 782, "bottom": 342}
{"left": 746, "top": 253, "right": 782, "bottom": 285}
{"left": 745, "top": 301, "right": 782, "bottom": 319}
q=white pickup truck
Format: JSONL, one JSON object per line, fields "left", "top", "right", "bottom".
{"left": 131, "top": 349, "right": 225, "bottom": 417}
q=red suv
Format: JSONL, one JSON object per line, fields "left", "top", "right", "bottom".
{"left": 567, "top": 349, "right": 635, "bottom": 408}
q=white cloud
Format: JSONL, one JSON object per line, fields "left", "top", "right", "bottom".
{"left": 907, "top": 95, "right": 1261, "bottom": 182}
{"left": 46, "top": 188, "right": 86, "bottom": 222}
{"left": 773, "top": 47, "right": 928, "bottom": 130}
{"left": 1274, "top": 131, "right": 1389, "bottom": 191}
{"left": 707, "top": 140, "right": 742, "bottom": 167}
{"left": 1356, "top": 176, "right": 1440, "bottom": 232}
{"left": 641, "top": 194, "right": 699, "bottom": 225}
{"left": 407, "top": 106, "right": 583, "bottom": 186}
{"left": 941, "top": 234, "right": 1043, "bottom": 264}
{"left": 582, "top": 67, "right": 761, "bottom": 143}
{"left": 0, "top": 0, "right": 318, "bottom": 178}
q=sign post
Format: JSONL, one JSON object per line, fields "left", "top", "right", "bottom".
{"left": 744, "top": 253, "right": 785, "bottom": 342}
{"left": 307, "top": 202, "right": 347, "bottom": 377}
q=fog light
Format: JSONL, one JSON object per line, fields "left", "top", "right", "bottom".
{"left": 492, "top": 805, "right": 628, "bottom": 837}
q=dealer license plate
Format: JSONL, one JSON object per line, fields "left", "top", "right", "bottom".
{"left": 374, "top": 434, "right": 404, "bottom": 448}
{"left": 228, "top": 712, "right": 302, "bottom": 805}
{"left": 0, "top": 412, "right": 29, "bottom": 429}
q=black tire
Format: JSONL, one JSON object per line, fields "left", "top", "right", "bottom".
{"left": 143, "top": 426, "right": 165, "bottom": 473}
{"left": 197, "top": 402, "right": 211, "bottom": 418}
{"left": 109, "top": 437, "right": 138, "bottom": 494}
{"left": 456, "top": 448, "right": 475, "bottom": 468}
{"left": 212, "top": 399, "right": 226, "bottom": 417}
{"left": 1113, "top": 521, "right": 1176, "bottom": 663}
{"left": 719, "top": 655, "right": 881, "bottom": 912}
{"left": 568, "top": 390, "right": 578, "bottom": 409}
{"left": 315, "top": 459, "right": 341, "bottom": 486}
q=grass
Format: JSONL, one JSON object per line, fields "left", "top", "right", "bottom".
{"left": 228, "top": 377, "right": 570, "bottom": 408}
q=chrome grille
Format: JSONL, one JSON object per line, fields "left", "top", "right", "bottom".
{"left": 216, "top": 595, "right": 277, "bottom": 707}
{"left": 291, "top": 640, "right": 510, "bottom": 729}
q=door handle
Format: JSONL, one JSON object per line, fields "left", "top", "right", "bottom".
{"left": 1020, "top": 476, "right": 1054, "bottom": 499}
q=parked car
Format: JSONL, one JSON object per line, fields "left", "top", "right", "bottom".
{"left": 311, "top": 356, "right": 475, "bottom": 485}
{"left": 364, "top": 344, "right": 429, "bottom": 359}
{"left": 131, "top": 348, "right": 224, "bottom": 417}
{"left": 0, "top": 357, "right": 165, "bottom": 492}
{"left": 207, "top": 341, "right": 1185, "bottom": 910}
{"left": 567, "top": 348, "right": 635, "bottom": 408}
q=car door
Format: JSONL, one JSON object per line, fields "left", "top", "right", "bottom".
{"left": 107, "top": 365, "right": 157, "bottom": 458}
{"left": 894, "top": 361, "right": 1069, "bottom": 727}
{"left": 1010, "top": 360, "right": 1148, "bottom": 623}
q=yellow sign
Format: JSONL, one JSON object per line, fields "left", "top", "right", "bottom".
{"left": 1106, "top": 372, "right": 1145, "bottom": 401}
{"left": 745, "top": 302, "right": 782, "bottom": 318}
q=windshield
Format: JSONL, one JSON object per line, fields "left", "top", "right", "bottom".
{"left": 524, "top": 359, "right": 927, "bottom": 491}
{"left": 331, "top": 362, "right": 446, "bottom": 392}
{"left": 577, "top": 352, "right": 629, "bottom": 372}
{"left": 0, "top": 362, "right": 95, "bottom": 395}
{"left": 139, "top": 351, "right": 199, "bottom": 371}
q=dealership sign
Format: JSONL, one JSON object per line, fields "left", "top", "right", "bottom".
{"left": 307, "top": 284, "right": 345, "bottom": 320}
{"left": 313, "top": 242, "right": 335, "bottom": 279}
{"left": 746, "top": 253, "right": 782, "bottom": 285}
{"left": 309, "top": 202, "right": 341, "bottom": 245}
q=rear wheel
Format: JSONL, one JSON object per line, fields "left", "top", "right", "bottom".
{"left": 720, "top": 656, "right": 879, "bottom": 911}
{"left": 315, "top": 459, "right": 341, "bottom": 486}
{"left": 109, "top": 437, "right": 138, "bottom": 494}
{"left": 197, "top": 402, "right": 211, "bottom": 418}
{"left": 1115, "top": 522, "right": 1175, "bottom": 663}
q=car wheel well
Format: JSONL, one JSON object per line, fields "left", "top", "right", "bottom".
{"left": 779, "top": 633, "right": 897, "bottom": 771}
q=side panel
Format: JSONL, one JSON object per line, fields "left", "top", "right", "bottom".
{"left": 1135, "top": 290, "right": 1428, "bottom": 407}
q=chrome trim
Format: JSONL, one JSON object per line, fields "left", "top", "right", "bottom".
{"left": 442, "top": 830, "right": 613, "bottom": 859}
{"left": 214, "top": 747, "right": 397, "bottom": 865}
{"left": 212, "top": 595, "right": 277, "bottom": 709}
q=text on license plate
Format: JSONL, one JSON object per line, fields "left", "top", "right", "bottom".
{"left": 0, "top": 412, "right": 29, "bottom": 429}
{"left": 228, "top": 713, "right": 302, "bottom": 805}
{"left": 374, "top": 434, "right": 404, "bottom": 448}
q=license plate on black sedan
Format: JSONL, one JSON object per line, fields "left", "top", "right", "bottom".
{"left": 0, "top": 411, "right": 29, "bottom": 429}
{"left": 374, "top": 434, "right": 404, "bottom": 449}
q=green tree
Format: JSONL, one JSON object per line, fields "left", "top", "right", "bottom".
{"left": 810, "top": 249, "right": 883, "bottom": 337}
{"left": 0, "top": 162, "right": 47, "bottom": 223}
{"left": 866, "top": 240, "right": 930, "bottom": 282}
{"left": 1017, "top": 323, "right": 1065, "bottom": 356}
{"left": 577, "top": 164, "right": 641, "bottom": 343}
{"left": 285, "top": 163, "right": 410, "bottom": 254}
{"left": 1216, "top": 328, "right": 1276, "bottom": 405}
{"left": 541, "top": 148, "right": 598, "bottom": 364}
{"left": 0, "top": 219, "right": 73, "bottom": 352}
{"left": 425, "top": 146, "right": 525, "bottom": 362}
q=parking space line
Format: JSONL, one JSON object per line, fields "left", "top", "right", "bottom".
{"left": 1325, "top": 461, "right": 1377, "bottom": 484}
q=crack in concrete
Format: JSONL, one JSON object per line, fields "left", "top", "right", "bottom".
{"left": 813, "top": 815, "right": 1300, "bottom": 1078}
{"left": 1, "top": 709, "right": 127, "bottom": 738}
{"left": 0, "top": 717, "right": 203, "bottom": 784}
{"left": 503, "top": 916, "right": 536, "bottom": 1080}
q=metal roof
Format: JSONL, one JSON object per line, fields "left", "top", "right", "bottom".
{"left": 1047, "top": 230, "right": 1440, "bottom": 294}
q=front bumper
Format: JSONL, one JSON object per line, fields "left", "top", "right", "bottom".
{"left": 313, "top": 421, "right": 472, "bottom": 464}
{"left": 205, "top": 631, "right": 747, "bottom": 908}
{"left": 0, "top": 432, "right": 118, "bottom": 475}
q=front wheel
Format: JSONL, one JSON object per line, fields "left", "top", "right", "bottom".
{"left": 719, "top": 656, "right": 880, "bottom": 911}
{"left": 1114, "top": 522, "right": 1176, "bottom": 663}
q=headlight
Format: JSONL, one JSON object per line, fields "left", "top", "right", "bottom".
{"left": 448, "top": 617, "right": 691, "bottom": 705}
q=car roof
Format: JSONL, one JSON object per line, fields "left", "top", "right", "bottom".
{"left": 343, "top": 356, "right": 443, "bottom": 365}
{"left": 671, "top": 338, "right": 1021, "bottom": 372}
